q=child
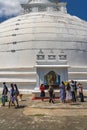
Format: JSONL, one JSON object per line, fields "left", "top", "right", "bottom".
{"left": 40, "top": 84, "right": 45, "bottom": 101}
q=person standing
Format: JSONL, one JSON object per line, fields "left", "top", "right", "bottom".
{"left": 78, "top": 83, "right": 84, "bottom": 102}
{"left": 66, "top": 82, "right": 72, "bottom": 103}
{"left": 8, "top": 83, "right": 15, "bottom": 108}
{"left": 59, "top": 81, "right": 66, "bottom": 103}
{"left": 40, "top": 84, "right": 45, "bottom": 101}
{"left": 2, "top": 82, "right": 8, "bottom": 106}
{"left": 70, "top": 80, "right": 76, "bottom": 102}
{"left": 14, "top": 84, "right": 19, "bottom": 108}
{"left": 48, "top": 85, "right": 54, "bottom": 104}
{"left": 74, "top": 81, "right": 77, "bottom": 98}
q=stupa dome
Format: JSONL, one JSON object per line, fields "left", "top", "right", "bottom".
{"left": 0, "top": 0, "right": 87, "bottom": 91}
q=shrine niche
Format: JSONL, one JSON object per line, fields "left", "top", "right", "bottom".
{"left": 44, "top": 71, "right": 60, "bottom": 89}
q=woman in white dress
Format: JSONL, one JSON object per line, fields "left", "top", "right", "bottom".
{"left": 66, "top": 83, "right": 72, "bottom": 103}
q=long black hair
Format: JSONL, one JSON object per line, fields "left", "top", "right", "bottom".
{"left": 14, "top": 84, "right": 18, "bottom": 91}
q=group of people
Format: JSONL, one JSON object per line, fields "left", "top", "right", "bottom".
{"left": 1, "top": 82, "right": 19, "bottom": 108}
{"left": 60, "top": 80, "right": 84, "bottom": 103}
{"left": 1, "top": 81, "right": 84, "bottom": 107}
{"left": 40, "top": 84, "right": 55, "bottom": 103}
{"left": 40, "top": 80, "right": 84, "bottom": 104}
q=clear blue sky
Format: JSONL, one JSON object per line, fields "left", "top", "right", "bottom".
{"left": 62, "top": 0, "right": 87, "bottom": 21}
{"left": 0, "top": 0, "right": 87, "bottom": 22}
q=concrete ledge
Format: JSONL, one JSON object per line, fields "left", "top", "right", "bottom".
{"left": 32, "top": 90, "right": 60, "bottom": 99}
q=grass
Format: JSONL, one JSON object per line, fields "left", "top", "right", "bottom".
{"left": 32, "top": 114, "right": 45, "bottom": 116}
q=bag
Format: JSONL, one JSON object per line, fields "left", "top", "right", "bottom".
{"left": 14, "top": 90, "right": 19, "bottom": 96}
{"left": 2, "top": 95, "right": 8, "bottom": 102}
{"left": 16, "top": 90, "right": 19, "bottom": 96}
{"left": 5, "top": 96, "right": 8, "bottom": 102}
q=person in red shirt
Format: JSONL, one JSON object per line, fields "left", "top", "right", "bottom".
{"left": 40, "top": 84, "right": 45, "bottom": 101}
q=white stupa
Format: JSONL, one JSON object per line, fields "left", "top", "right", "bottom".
{"left": 0, "top": 0, "right": 87, "bottom": 93}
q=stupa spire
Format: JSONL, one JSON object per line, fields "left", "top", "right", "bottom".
{"left": 28, "top": 0, "right": 60, "bottom": 4}
{"left": 21, "top": 0, "right": 67, "bottom": 14}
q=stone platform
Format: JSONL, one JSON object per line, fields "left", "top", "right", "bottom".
{"left": 32, "top": 89, "right": 60, "bottom": 99}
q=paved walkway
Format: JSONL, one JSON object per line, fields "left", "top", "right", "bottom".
{"left": 0, "top": 94, "right": 87, "bottom": 130}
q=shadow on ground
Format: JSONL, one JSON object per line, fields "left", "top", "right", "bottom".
{"left": 0, "top": 94, "right": 87, "bottom": 130}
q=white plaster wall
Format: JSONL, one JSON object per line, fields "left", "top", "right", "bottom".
{"left": 0, "top": 11, "right": 87, "bottom": 89}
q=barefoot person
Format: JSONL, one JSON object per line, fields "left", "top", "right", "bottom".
{"left": 78, "top": 83, "right": 84, "bottom": 102}
{"left": 8, "top": 83, "right": 15, "bottom": 108}
{"left": 14, "top": 84, "right": 19, "bottom": 107}
{"left": 48, "top": 85, "right": 54, "bottom": 104}
{"left": 66, "top": 83, "right": 72, "bottom": 103}
{"left": 40, "top": 84, "right": 45, "bottom": 101}
{"left": 2, "top": 82, "right": 8, "bottom": 106}
{"left": 59, "top": 81, "right": 66, "bottom": 103}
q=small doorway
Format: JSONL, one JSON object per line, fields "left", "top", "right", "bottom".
{"left": 44, "top": 71, "right": 60, "bottom": 89}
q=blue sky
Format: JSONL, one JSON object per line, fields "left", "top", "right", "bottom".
{"left": 0, "top": 0, "right": 87, "bottom": 22}
{"left": 63, "top": 0, "right": 87, "bottom": 21}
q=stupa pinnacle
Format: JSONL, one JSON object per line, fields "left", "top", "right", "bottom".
{"left": 21, "top": 0, "right": 67, "bottom": 13}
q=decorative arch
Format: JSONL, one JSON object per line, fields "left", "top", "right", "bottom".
{"left": 44, "top": 71, "right": 60, "bottom": 86}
